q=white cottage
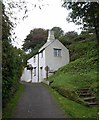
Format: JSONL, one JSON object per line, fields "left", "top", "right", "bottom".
{"left": 21, "top": 30, "right": 69, "bottom": 83}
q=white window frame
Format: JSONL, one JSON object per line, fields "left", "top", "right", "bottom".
{"left": 54, "top": 48, "right": 61, "bottom": 57}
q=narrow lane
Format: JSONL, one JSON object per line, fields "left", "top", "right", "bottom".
{"left": 12, "top": 82, "right": 67, "bottom": 118}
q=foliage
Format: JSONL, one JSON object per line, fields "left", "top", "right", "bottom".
{"left": 22, "top": 28, "right": 48, "bottom": 52}
{"left": 59, "top": 31, "right": 78, "bottom": 48}
{"left": 51, "top": 27, "right": 78, "bottom": 48}
{"left": 51, "top": 27, "right": 64, "bottom": 39}
{"left": 2, "top": 2, "right": 26, "bottom": 108}
{"left": 69, "top": 35, "right": 97, "bottom": 61}
{"left": 62, "top": 1, "right": 99, "bottom": 44}
{"left": 2, "top": 83, "right": 24, "bottom": 118}
{"left": 2, "top": 45, "right": 26, "bottom": 107}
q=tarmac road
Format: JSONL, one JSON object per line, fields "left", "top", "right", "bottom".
{"left": 12, "top": 82, "right": 68, "bottom": 118}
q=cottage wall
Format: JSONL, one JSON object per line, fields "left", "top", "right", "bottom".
{"left": 45, "top": 40, "right": 69, "bottom": 72}
{"left": 39, "top": 50, "right": 46, "bottom": 82}
{"left": 20, "top": 67, "right": 31, "bottom": 82}
{"left": 31, "top": 54, "right": 38, "bottom": 83}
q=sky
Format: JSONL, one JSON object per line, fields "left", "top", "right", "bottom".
{"left": 11, "top": 0, "right": 81, "bottom": 48}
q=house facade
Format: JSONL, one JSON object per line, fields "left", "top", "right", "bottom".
{"left": 21, "top": 30, "right": 69, "bottom": 83}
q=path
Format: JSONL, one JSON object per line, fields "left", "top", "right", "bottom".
{"left": 12, "top": 82, "right": 68, "bottom": 118}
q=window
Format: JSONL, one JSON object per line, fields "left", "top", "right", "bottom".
{"left": 54, "top": 48, "right": 61, "bottom": 57}
{"left": 33, "top": 56, "right": 36, "bottom": 63}
{"left": 34, "top": 67, "right": 36, "bottom": 76}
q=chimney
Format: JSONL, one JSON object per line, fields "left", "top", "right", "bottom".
{"left": 47, "top": 30, "right": 55, "bottom": 42}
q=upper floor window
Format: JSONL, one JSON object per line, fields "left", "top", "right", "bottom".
{"left": 54, "top": 48, "right": 61, "bottom": 57}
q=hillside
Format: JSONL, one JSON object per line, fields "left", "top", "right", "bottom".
{"left": 48, "top": 35, "right": 98, "bottom": 105}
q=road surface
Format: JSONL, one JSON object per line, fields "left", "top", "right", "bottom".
{"left": 12, "top": 82, "right": 68, "bottom": 118}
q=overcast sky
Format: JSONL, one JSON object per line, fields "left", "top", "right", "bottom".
{"left": 11, "top": 0, "right": 81, "bottom": 48}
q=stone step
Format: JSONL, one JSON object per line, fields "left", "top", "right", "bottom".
{"left": 78, "top": 88, "right": 91, "bottom": 94}
{"left": 79, "top": 88, "right": 90, "bottom": 91}
{"left": 83, "top": 96, "right": 96, "bottom": 101}
{"left": 86, "top": 101, "right": 98, "bottom": 106}
{"left": 78, "top": 87, "right": 97, "bottom": 107}
{"left": 79, "top": 92, "right": 91, "bottom": 97}
{"left": 79, "top": 91, "right": 91, "bottom": 94}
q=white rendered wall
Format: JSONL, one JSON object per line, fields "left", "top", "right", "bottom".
{"left": 20, "top": 67, "right": 31, "bottom": 82}
{"left": 21, "top": 55, "right": 39, "bottom": 83}
{"left": 39, "top": 50, "right": 46, "bottom": 82}
{"left": 45, "top": 39, "right": 69, "bottom": 72}
{"left": 31, "top": 54, "right": 38, "bottom": 83}
{"left": 27, "top": 57, "right": 33, "bottom": 65}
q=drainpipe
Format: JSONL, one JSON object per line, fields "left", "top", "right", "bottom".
{"left": 38, "top": 53, "right": 39, "bottom": 82}
{"left": 31, "top": 69, "right": 32, "bottom": 82}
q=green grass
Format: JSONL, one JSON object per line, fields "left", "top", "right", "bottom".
{"left": 43, "top": 83, "right": 97, "bottom": 118}
{"left": 48, "top": 40, "right": 98, "bottom": 97}
{"left": 2, "top": 83, "right": 24, "bottom": 118}
{"left": 50, "top": 70, "right": 97, "bottom": 90}
{"left": 47, "top": 40, "right": 98, "bottom": 118}
{"left": 69, "top": 40, "right": 97, "bottom": 61}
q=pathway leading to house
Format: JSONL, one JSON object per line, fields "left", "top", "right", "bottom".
{"left": 12, "top": 82, "right": 68, "bottom": 118}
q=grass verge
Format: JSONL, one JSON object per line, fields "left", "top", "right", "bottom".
{"left": 43, "top": 83, "right": 98, "bottom": 118}
{"left": 2, "top": 82, "right": 24, "bottom": 118}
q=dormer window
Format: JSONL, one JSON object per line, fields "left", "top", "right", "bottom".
{"left": 54, "top": 48, "right": 61, "bottom": 57}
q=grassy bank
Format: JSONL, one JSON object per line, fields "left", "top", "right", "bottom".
{"left": 48, "top": 40, "right": 98, "bottom": 96}
{"left": 43, "top": 83, "right": 97, "bottom": 118}
{"left": 47, "top": 39, "right": 98, "bottom": 118}
{"left": 2, "top": 82, "right": 24, "bottom": 118}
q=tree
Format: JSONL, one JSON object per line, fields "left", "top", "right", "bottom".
{"left": 65, "top": 31, "right": 78, "bottom": 42}
{"left": 51, "top": 27, "right": 64, "bottom": 39}
{"left": 62, "top": 1, "right": 99, "bottom": 44}
{"left": 22, "top": 28, "right": 48, "bottom": 53}
{"left": 2, "top": 2, "right": 26, "bottom": 108}
{"left": 59, "top": 31, "right": 78, "bottom": 47}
